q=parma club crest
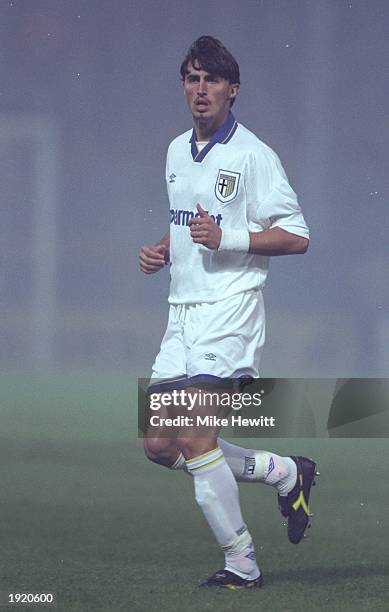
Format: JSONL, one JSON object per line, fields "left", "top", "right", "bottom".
{"left": 215, "top": 169, "right": 241, "bottom": 203}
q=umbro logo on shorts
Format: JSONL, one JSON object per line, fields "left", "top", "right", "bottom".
{"left": 169, "top": 173, "right": 176, "bottom": 183}
{"left": 204, "top": 352, "right": 217, "bottom": 361}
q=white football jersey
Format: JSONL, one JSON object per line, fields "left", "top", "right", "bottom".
{"left": 166, "top": 112, "right": 309, "bottom": 304}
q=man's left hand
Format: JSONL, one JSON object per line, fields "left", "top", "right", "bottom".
{"left": 189, "top": 204, "right": 222, "bottom": 250}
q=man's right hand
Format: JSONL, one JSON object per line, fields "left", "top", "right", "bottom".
{"left": 139, "top": 244, "right": 169, "bottom": 274}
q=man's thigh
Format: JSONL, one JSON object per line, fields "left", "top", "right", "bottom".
{"left": 176, "top": 385, "right": 233, "bottom": 459}
{"left": 145, "top": 384, "right": 232, "bottom": 460}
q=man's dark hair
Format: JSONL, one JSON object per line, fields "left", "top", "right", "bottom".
{"left": 180, "top": 35, "right": 240, "bottom": 87}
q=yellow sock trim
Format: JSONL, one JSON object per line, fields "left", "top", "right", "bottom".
{"left": 185, "top": 447, "right": 224, "bottom": 474}
{"left": 188, "top": 455, "right": 224, "bottom": 473}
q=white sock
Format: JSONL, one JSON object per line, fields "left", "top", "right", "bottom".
{"left": 216, "top": 439, "right": 297, "bottom": 495}
{"left": 174, "top": 441, "right": 297, "bottom": 495}
{"left": 225, "top": 542, "right": 261, "bottom": 580}
{"left": 186, "top": 448, "right": 260, "bottom": 578}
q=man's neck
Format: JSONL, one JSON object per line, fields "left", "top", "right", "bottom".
{"left": 194, "top": 120, "right": 213, "bottom": 141}
{"left": 193, "top": 112, "right": 229, "bottom": 141}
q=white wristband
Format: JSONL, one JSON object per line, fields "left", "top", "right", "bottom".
{"left": 218, "top": 229, "right": 250, "bottom": 252}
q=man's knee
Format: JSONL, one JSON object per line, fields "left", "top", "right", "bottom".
{"left": 143, "top": 437, "right": 179, "bottom": 467}
{"left": 176, "top": 436, "right": 218, "bottom": 460}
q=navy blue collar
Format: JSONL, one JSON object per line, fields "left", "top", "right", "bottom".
{"left": 189, "top": 111, "right": 238, "bottom": 162}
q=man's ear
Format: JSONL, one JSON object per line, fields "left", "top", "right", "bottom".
{"left": 230, "top": 83, "right": 240, "bottom": 102}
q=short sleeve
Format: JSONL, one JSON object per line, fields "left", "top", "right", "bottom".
{"left": 246, "top": 146, "right": 309, "bottom": 239}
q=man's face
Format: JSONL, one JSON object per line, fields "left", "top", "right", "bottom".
{"left": 183, "top": 62, "right": 239, "bottom": 131}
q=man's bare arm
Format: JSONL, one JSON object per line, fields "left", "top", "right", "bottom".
{"left": 189, "top": 205, "right": 308, "bottom": 255}
{"left": 248, "top": 227, "right": 308, "bottom": 256}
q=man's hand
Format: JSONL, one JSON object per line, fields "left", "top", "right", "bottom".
{"left": 139, "top": 243, "right": 169, "bottom": 274}
{"left": 188, "top": 204, "right": 222, "bottom": 250}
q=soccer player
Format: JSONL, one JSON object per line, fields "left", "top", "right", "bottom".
{"left": 139, "top": 36, "right": 317, "bottom": 589}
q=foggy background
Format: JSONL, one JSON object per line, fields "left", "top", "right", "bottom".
{"left": 1, "top": 0, "right": 388, "bottom": 378}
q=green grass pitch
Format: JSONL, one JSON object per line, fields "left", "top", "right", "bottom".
{"left": 1, "top": 373, "right": 389, "bottom": 611}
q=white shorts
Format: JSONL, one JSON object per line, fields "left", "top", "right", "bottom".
{"left": 150, "top": 289, "right": 265, "bottom": 387}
